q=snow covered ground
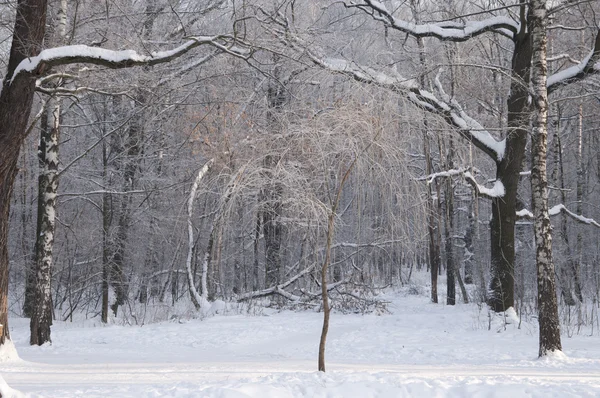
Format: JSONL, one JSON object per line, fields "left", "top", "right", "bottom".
{"left": 2, "top": 283, "right": 600, "bottom": 397}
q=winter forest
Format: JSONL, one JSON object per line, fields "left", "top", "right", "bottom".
{"left": 1, "top": 0, "right": 600, "bottom": 396}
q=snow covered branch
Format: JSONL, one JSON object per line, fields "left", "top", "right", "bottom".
{"left": 310, "top": 56, "right": 504, "bottom": 161}
{"left": 9, "top": 35, "right": 251, "bottom": 84}
{"left": 516, "top": 204, "right": 600, "bottom": 228}
{"left": 419, "top": 167, "right": 505, "bottom": 199}
{"left": 346, "top": 0, "right": 519, "bottom": 41}
{"left": 463, "top": 172, "right": 505, "bottom": 199}
{"left": 547, "top": 29, "right": 600, "bottom": 92}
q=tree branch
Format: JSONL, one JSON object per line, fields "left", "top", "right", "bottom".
{"left": 9, "top": 35, "right": 251, "bottom": 83}
{"left": 419, "top": 167, "right": 505, "bottom": 199}
{"left": 311, "top": 55, "right": 504, "bottom": 161}
{"left": 547, "top": 29, "right": 600, "bottom": 92}
{"left": 346, "top": 0, "right": 519, "bottom": 41}
{"left": 517, "top": 204, "right": 600, "bottom": 227}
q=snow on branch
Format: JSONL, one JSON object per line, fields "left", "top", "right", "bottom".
{"left": 418, "top": 167, "right": 466, "bottom": 184}
{"left": 547, "top": 29, "right": 600, "bottom": 92}
{"left": 463, "top": 172, "right": 505, "bottom": 199}
{"left": 10, "top": 35, "right": 251, "bottom": 84}
{"left": 313, "top": 56, "right": 505, "bottom": 161}
{"left": 516, "top": 204, "right": 600, "bottom": 227}
{"left": 419, "top": 167, "right": 505, "bottom": 199}
{"left": 550, "top": 204, "right": 600, "bottom": 227}
{"left": 347, "top": 0, "right": 519, "bottom": 41}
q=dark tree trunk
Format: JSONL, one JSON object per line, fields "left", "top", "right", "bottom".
{"left": 109, "top": 98, "right": 144, "bottom": 316}
{"left": 463, "top": 197, "right": 475, "bottom": 284}
{"left": 552, "top": 113, "right": 580, "bottom": 305}
{"left": 0, "top": 0, "right": 49, "bottom": 346}
{"left": 444, "top": 139, "right": 456, "bottom": 306}
{"left": 262, "top": 63, "right": 287, "bottom": 288}
{"left": 101, "top": 139, "right": 110, "bottom": 323}
{"left": 425, "top": 131, "right": 440, "bottom": 303}
{"left": 488, "top": 23, "right": 532, "bottom": 313}
{"left": 23, "top": 125, "right": 48, "bottom": 318}
{"left": 253, "top": 213, "right": 261, "bottom": 290}
{"left": 318, "top": 210, "right": 334, "bottom": 372}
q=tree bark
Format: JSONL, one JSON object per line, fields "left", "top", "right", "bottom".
{"left": 0, "top": 0, "right": 49, "bottom": 346}
{"left": 101, "top": 137, "right": 111, "bottom": 323}
{"left": 29, "top": 102, "right": 60, "bottom": 345}
{"left": 29, "top": 0, "right": 68, "bottom": 346}
{"left": 488, "top": 14, "right": 532, "bottom": 312}
{"left": 463, "top": 197, "right": 475, "bottom": 284}
{"left": 529, "top": 0, "right": 562, "bottom": 356}
{"left": 444, "top": 138, "right": 456, "bottom": 306}
{"left": 262, "top": 66, "right": 286, "bottom": 287}
{"left": 425, "top": 133, "right": 440, "bottom": 304}
{"left": 318, "top": 209, "right": 335, "bottom": 372}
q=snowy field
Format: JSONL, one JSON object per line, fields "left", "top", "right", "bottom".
{"left": 2, "top": 283, "right": 600, "bottom": 397}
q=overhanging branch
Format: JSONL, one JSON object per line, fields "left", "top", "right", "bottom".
{"left": 346, "top": 0, "right": 519, "bottom": 40}
{"left": 547, "top": 29, "right": 600, "bottom": 93}
{"left": 10, "top": 35, "right": 251, "bottom": 83}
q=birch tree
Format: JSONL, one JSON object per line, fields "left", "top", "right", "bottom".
{"left": 529, "top": 0, "right": 561, "bottom": 355}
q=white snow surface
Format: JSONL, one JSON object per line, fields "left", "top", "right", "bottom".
{"left": 2, "top": 281, "right": 600, "bottom": 397}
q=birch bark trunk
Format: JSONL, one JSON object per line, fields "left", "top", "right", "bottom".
{"left": 529, "top": 0, "right": 562, "bottom": 356}
{"left": 29, "top": 0, "right": 68, "bottom": 346}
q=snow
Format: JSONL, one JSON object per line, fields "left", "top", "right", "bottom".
{"left": 11, "top": 45, "right": 146, "bottom": 82}
{"left": 463, "top": 172, "right": 505, "bottom": 198}
{"left": 470, "top": 130, "right": 505, "bottom": 161}
{"left": 548, "top": 204, "right": 600, "bottom": 227}
{"left": 362, "top": 0, "right": 519, "bottom": 39}
{"left": 2, "top": 275, "right": 600, "bottom": 397}
{"left": 0, "top": 340, "right": 19, "bottom": 363}
{"left": 10, "top": 36, "right": 233, "bottom": 84}
{"left": 321, "top": 58, "right": 418, "bottom": 90}
{"left": 478, "top": 179, "right": 505, "bottom": 197}
{"left": 0, "top": 374, "right": 23, "bottom": 398}
{"left": 547, "top": 50, "right": 595, "bottom": 89}
{"left": 517, "top": 209, "right": 534, "bottom": 218}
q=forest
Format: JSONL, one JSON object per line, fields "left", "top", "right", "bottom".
{"left": 1, "top": 0, "right": 600, "bottom": 391}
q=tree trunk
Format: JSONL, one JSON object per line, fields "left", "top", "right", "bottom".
{"left": 529, "top": 0, "right": 562, "bottom": 356}
{"left": 463, "top": 197, "right": 475, "bottom": 284}
{"left": 101, "top": 138, "right": 110, "bottom": 323}
{"left": 426, "top": 146, "right": 440, "bottom": 303}
{"left": 318, "top": 210, "right": 334, "bottom": 372}
{"left": 29, "top": 102, "right": 60, "bottom": 345}
{"left": 552, "top": 111, "right": 577, "bottom": 306}
{"left": 444, "top": 138, "right": 456, "bottom": 306}
{"left": 574, "top": 102, "right": 584, "bottom": 303}
{"left": 109, "top": 98, "right": 144, "bottom": 316}
{"left": 488, "top": 20, "right": 532, "bottom": 313}
{"left": 0, "top": 0, "right": 49, "bottom": 346}
{"left": 262, "top": 63, "right": 286, "bottom": 288}
{"left": 29, "top": 0, "right": 67, "bottom": 345}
